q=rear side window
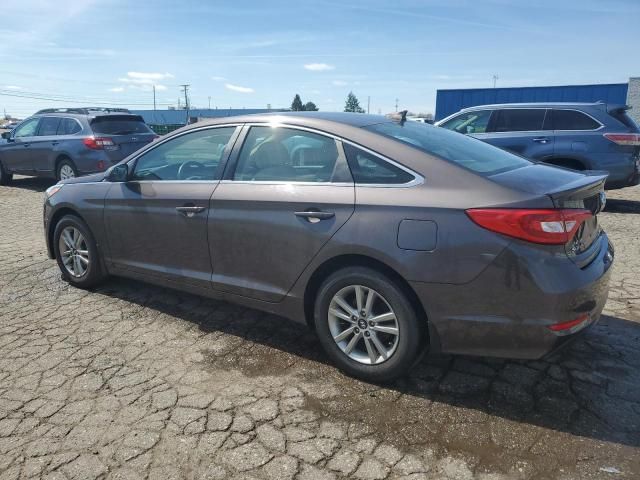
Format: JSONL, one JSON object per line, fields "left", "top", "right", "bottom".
{"left": 440, "top": 110, "right": 492, "bottom": 134}
{"left": 365, "top": 121, "right": 531, "bottom": 176}
{"left": 90, "top": 115, "right": 151, "bottom": 135}
{"left": 342, "top": 143, "right": 414, "bottom": 184}
{"left": 37, "top": 117, "right": 60, "bottom": 136}
{"left": 57, "top": 118, "right": 82, "bottom": 135}
{"left": 552, "top": 110, "right": 601, "bottom": 130}
{"left": 493, "top": 109, "right": 546, "bottom": 132}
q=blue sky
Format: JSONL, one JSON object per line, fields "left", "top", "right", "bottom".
{"left": 1, "top": 0, "right": 639, "bottom": 118}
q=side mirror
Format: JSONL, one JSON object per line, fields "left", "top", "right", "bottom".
{"left": 107, "top": 163, "right": 129, "bottom": 182}
{"left": 1, "top": 132, "right": 11, "bottom": 140}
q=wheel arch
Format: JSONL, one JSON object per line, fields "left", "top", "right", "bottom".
{"left": 302, "top": 254, "right": 436, "bottom": 351}
{"left": 47, "top": 207, "right": 87, "bottom": 259}
{"left": 55, "top": 154, "right": 75, "bottom": 173}
{"left": 543, "top": 156, "right": 589, "bottom": 170}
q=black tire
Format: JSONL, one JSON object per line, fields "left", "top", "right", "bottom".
{"left": 53, "top": 215, "right": 106, "bottom": 289}
{"left": 56, "top": 158, "right": 78, "bottom": 181}
{"left": 314, "top": 266, "right": 423, "bottom": 383}
{"left": 0, "top": 160, "right": 12, "bottom": 185}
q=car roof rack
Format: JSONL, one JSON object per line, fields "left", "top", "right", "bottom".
{"left": 35, "top": 107, "right": 132, "bottom": 115}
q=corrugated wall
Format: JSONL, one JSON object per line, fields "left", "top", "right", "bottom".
{"left": 435, "top": 83, "right": 629, "bottom": 120}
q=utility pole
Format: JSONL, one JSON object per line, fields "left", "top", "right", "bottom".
{"left": 367, "top": 96, "right": 370, "bottom": 114}
{"left": 395, "top": 98, "right": 399, "bottom": 112}
{"left": 180, "top": 84, "right": 190, "bottom": 123}
{"left": 153, "top": 86, "right": 156, "bottom": 111}
{"left": 208, "top": 96, "right": 211, "bottom": 110}
{"left": 492, "top": 75, "right": 499, "bottom": 88}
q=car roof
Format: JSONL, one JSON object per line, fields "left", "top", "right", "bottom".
{"left": 184, "top": 111, "right": 392, "bottom": 131}
{"left": 459, "top": 102, "right": 604, "bottom": 111}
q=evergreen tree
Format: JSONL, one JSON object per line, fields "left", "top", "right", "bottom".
{"left": 291, "top": 94, "right": 304, "bottom": 111}
{"left": 344, "top": 92, "right": 365, "bottom": 113}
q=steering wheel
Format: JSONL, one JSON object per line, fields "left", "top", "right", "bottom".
{"left": 178, "top": 161, "right": 206, "bottom": 180}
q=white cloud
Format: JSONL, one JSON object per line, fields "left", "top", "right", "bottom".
{"left": 225, "top": 83, "right": 254, "bottom": 93}
{"left": 108, "top": 87, "right": 124, "bottom": 92}
{"left": 304, "top": 63, "right": 335, "bottom": 72}
{"left": 332, "top": 80, "right": 348, "bottom": 86}
{"left": 211, "top": 76, "right": 226, "bottom": 81}
{"left": 118, "top": 72, "right": 174, "bottom": 86}
{"left": 3, "top": 85, "right": 22, "bottom": 90}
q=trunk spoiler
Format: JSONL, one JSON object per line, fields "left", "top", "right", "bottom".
{"left": 607, "top": 104, "right": 632, "bottom": 114}
{"left": 547, "top": 172, "right": 608, "bottom": 213}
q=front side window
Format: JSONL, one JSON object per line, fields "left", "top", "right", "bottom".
{"left": 57, "top": 118, "right": 82, "bottom": 135}
{"left": 493, "top": 109, "right": 546, "bottom": 132}
{"left": 234, "top": 126, "right": 340, "bottom": 182}
{"left": 552, "top": 110, "right": 601, "bottom": 130}
{"left": 13, "top": 118, "right": 40, "bottom": 138}
{"left": 343, "top": 143, "right": 414, "bottom": 184}
{"left": 132, "top": 127, "right": 236, "bottom": 181}
{"left": 366, "top": 121, "right": 531, "bottom": 176}
{"left": 440, "top": 110, "right": 492, "bottom": 134}
{"left": 37, "top": 117, "right": 61, "bottom": 136}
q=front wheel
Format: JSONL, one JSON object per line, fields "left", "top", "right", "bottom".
{"left": 53, "top": 215, "right": 106, "bottom": 288}
{"left": 0, "top": 161, "right": 12, "bottom": 185}
{"left": 314, "top": 267, "right": 424, "bottom": 382}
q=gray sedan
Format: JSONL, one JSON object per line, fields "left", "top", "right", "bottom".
{"left": 43, "top": 112, "right": 613, "bottom": 382}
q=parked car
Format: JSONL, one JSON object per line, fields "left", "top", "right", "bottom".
{"left": 43, "top": 112, "right": 613, "bottom": 382}
{"left": 436, "top": 102, "right": 640, "bottom": 189}
{"left": 1, "top": 120, "right": 20, "bottom": 130}
{"left": 0, "top": 108, "right": 157, "bottom": 184}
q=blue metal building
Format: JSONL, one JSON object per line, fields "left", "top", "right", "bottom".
{"left": 434, "top": 83, "right": 629, "bottom": 121}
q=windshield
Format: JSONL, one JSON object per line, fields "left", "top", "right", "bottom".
{"left": 90, "top": 115, "right": 152, "bottom": 135}
{"left": 364, "top": 121, "right": 531, "bottom": 176}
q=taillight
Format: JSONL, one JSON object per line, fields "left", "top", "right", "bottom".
{"left": 547, "top": 314, "right": 590, "bottom": 334}
{"left": 83, "top": 137, "right": 117, "bottom": 150}
{"left": 466, "top": 208, "right": 592, "bottom": 245}
{"left": 603, "top": 133, "right": 640, "bottom": 146}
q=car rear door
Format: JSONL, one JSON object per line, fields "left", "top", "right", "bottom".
{"left": 2, "top": 118, "right": 40, "bottom": 173}
{"left": 208, "top": 125, "right": 355, "bottom": 302}
{"left": 480, "top": 108, "right": 555, "bottom": 161}
{"left": 103, "top": 125, "right": 240, "bottom": 289}
{"left": 31, "top": 116, "right": 61, "bottom": 174}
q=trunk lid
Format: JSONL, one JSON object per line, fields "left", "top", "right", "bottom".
{"left": 490, "top": 164, "right": 607, "bottom": 266}
{"left": 89, "top": 115, "right": 156, "bottom": 161}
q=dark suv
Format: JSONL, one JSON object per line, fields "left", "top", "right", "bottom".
{"left": 436, "top": 102, "right": 640, "bottom": 189}
{"left": 0, "top": 108, "right": 157, "bottom": 184}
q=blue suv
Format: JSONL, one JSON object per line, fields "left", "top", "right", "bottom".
{"left": 436, "top": 102, "right": 640, "bottom": 189}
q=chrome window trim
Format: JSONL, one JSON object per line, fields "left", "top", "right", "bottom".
{"left": 232, "top": 122, "right": 424, "bottom": 188}
{"left": 459, "top": 107, "right": 604, "bottom": 133}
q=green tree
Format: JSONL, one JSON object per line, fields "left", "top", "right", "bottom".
{"left": 291, "top": 94, "right": 304, "bottom": 111}
{"left": 344, "top": 92, "right": 365, "bottom": 113}
{"left": 303, "top": 101, "right": 319, "bottom": 111}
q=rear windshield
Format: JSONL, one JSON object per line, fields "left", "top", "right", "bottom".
{"left": 610, "top": 111, "right": 640, "bottom": 132}
{"left": 90, "top": 115, "right": 152, "bottom": 135}
{"left": 364, "top": 121, "right": 531, "bottom": 176}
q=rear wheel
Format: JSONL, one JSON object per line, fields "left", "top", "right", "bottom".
{"left": 57, "top": 158, "right": 78, "bottom": 181}
{"left": 0, "top": 161, "right": 12, "bottom": 185}
{"left": 53, "top": 215, "right": 106, "bottom": 288}
{"left": 314, "top": 267, "right": 423, "bottom": 382}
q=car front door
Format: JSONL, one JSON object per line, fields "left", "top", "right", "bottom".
{"left": 208, "top": 125, "right": 355, "bottom": 302}
{"left": 2, "top": 118, "right": 40, "bottom": 173}
{"left": 103, "top": 125, "right": 240, "bottom": 289}
{"left": 480, "top": 108, "right": 555, "bottom": 161}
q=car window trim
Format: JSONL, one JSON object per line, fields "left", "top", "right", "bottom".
{"left": 222, "top": 122, "right": 423, "bottom": 188}
{"left": 124, "top": 123, "right": 243, "bottom": 183}
{"left": 461, "top": 107, "right": 604, "bottom": 133}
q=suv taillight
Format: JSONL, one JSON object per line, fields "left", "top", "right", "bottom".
{"left": 466, "top": 208, "right": 592, "bottom": 245}
{"left": 603, "top": 133, "right": 640, "bottom": 146}
{"left": 83, "top": 137, "right": 117, "bottom": 150}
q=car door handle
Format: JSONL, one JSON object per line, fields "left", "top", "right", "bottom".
{"left": 51, "top": 141, "right": 59, "bottom": 146}
{"left": 176, "top": 206, "right": 206, "bottom": 217}
{"left": 533, "top": 137, "right": 549, "bottom": 144}
{"left": 294, "top": 210, "right": 335, "bottom": 222}
{"left": 23, "top": 143, "right": 30, "bottom": 147}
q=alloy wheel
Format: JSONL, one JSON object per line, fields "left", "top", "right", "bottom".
{"left": 59, "top": 165, "right": 76, "bottom": 180}
{"left": 58, "top": 226, "right": 89, "bottom": 278}
{"left": 328, "top": 285, "right": 400, "bottom": 365}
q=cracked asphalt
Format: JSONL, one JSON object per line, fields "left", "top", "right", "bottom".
{"left": 0, "top": 177, "right": 639, "bottom": 480}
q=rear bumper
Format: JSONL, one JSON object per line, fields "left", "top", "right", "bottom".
{"left": 411, "top": 233, "right": 614, "bottom": 359}
{"left": 603, "top": 153, "right": 640, "bottom": 189}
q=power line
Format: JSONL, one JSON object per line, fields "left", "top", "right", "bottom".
{"left": 0, "top": 90, "right": 172, "bottom": 106}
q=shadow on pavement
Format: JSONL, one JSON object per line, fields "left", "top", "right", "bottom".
{"left": 605, "top": 198, "right": 640, "bottom": 214}
{"left": 2, "top": 176, "right": 56, "bottom": 192}
{"left": 94, "top": 276, "right": 640, "bottom": 455}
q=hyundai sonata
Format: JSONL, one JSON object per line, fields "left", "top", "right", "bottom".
{"left": 43, "top": 112, "right": 613, "bottom": 381}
